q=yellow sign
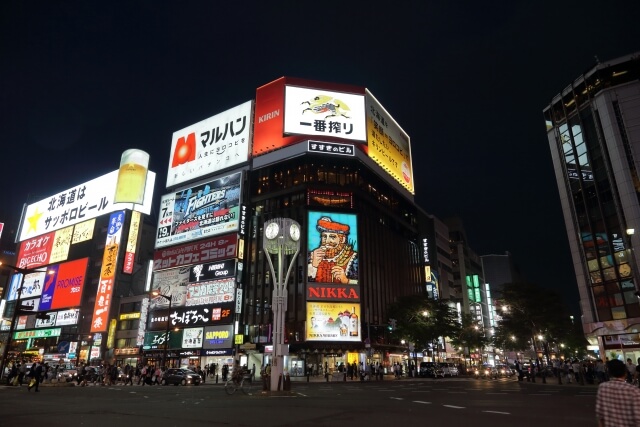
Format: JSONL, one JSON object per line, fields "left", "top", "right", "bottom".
{"left": 365, "top": 90, "right": 414, "bottom": 194}
{"left": 72, "top": 219, "right": 95, "bottom": 244}
{"left": 49, "top": 226, "right": 73, "bottom": 264}
{"left": 107, "top": 318, "right": 117, "bottom": 349}
{"left": 119, "top": 312, "right": 141, "bottom": 320}
{"left": 234, "top": 334, "right": 244, "bottom": 345}
{"left": 306, "top": 302, "right": 361, "bottom": 342}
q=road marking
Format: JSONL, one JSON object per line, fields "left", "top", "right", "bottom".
{"left": 297, "top": 393, "right": 307, "bottom": 397}
{"left": 390, "top": 397, "right": 404, "bottom": 400}
{"left": 413, "top": 401, "right": 432, "bottom": 404}
{"left": 483, "top": 410, "right": 510, "bottom": 415}
{"left": 443, "top": 405, "right": 465, "bottom": 409}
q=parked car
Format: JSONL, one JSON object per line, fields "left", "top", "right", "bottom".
{"left": 440, "top": 363, "right": 459, "bottom": 377}
{"left": 161, "top": 368, "right": 202, "bottom": 386}
{"left": 419, "top": 362, "right": 444, "bottom": 378}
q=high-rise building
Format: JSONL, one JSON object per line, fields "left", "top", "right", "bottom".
{"left": 148, "top": 77, "right": 450, "bottom": 374}
{"left": 544, "top": 52, "right": 640, "bottom": 359}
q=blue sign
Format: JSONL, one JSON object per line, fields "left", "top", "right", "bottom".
{"left": 57, "top": 341, "right": 70, "bottom": 353}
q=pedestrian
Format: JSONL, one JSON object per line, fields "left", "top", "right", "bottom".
{"left": 595, "top": 359, "right": 640, "bottom": 426}
{"left": 222, "top": 364, "right": 229, "bottom": 382}
{"left": 79, "top": 364, "right": 87, "bottom": 386}
{"left": 153, "top": 366, "right": 162, "bottom": 385}
{"left": 139, "top": 365, "right": 147, "bottom": 386}
{"left": 18, "top": 361, "right": 27, "bottom": 386}
{"left": 625, "top": 358, "right": 636, "bottom": 384}
{"left": 28, "top": 362, "right": 43, "bottom": 392}
{"left": 110, "top": 364, "right": 118, "bottom": 385}
{"left": 572, "top": 359, "right": 584, "bottom": 385}
{"left": 124, "top": 364, "right": 133, "bottom": 385}
{"left": 595, "top": 359, "right": 606, "bottom": 384}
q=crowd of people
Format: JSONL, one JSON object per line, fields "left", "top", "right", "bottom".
{"left": 513, "top": 356, "right": 639, "bottom": 386}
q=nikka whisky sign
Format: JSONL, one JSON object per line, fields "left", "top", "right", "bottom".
{"left": 306, "top": 284, "right": 360, "bottom": 302}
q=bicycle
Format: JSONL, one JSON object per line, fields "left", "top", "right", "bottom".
{"left": 224, "top": 370, "right": 253, "bottom": 395}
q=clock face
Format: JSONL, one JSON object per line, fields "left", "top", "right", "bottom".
{"left": 289, "top": 223, "right": 300, "bottom": 241}
{"left": 265, "top": 222, "right": 279, "bottom": 239}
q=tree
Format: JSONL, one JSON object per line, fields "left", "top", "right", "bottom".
{"left": 492, "top": 282, "right": 576, "bottom": 361}
{"left": 449, "top": 312, "right": 490, "bottom": 358}
{"left": 387, "top": 295, "right": 460, "bottom": 359}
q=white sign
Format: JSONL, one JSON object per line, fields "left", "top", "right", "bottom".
{"left": 182, "top": 327, "right": 204, "bottom": 348}
{"left": 186, "top": 278, "right": 235, "bottom": 306}
{"left": 150, "top": 267, "right": 190, "bottom": 309}
{"left": 55, "top": 308, "right": 80, "bottom": 326}
{"left": 19, "top": 170, "right": 156, "bottom": 241}
{"left": 7, "top": 271, "right": 47, "bottom": 301}
{"left": 167, "top": 101, "right": 253, "bottom": 187}
{"left": 35, "top": 312, "right": 57, "bottom": 328}
{"left": 284, "top": 86, "right": 366, "bottom": 142}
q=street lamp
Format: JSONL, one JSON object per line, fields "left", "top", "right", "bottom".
{"left": 151, "top": 290, "right": 172, "bottom": 369}
{"left": 0, "top": 263, "right": 52, "bottom": 378}
{"left": 263, "top": 218, "right": 301, "bottom": 391}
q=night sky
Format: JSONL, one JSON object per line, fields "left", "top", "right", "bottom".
{"left": 1, "top": 1, "right": 639, "bottom": 310}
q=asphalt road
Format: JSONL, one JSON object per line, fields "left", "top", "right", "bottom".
{"left": 0, "top": 377, "right": 597, "bottom": 427}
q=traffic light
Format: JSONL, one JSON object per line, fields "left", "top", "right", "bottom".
{"left": 388, "top": 318, "right": 397, "bottom": 331}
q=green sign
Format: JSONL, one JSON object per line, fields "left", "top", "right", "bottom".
{"left": 142, "top": 330, "right": 183, "bottom": 350}
{"left": 14, "top": 328, "right": 62, "bottom": 340}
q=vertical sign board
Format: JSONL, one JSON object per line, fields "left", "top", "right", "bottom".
{"left": 123, "top": 210, "right": 141, "bottom": 274}
{"left": 90, "top": 211, "right": 125, "bottom": 333}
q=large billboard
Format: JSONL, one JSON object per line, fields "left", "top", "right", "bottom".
{"left": 148, "top": 302, "right": 234, "bottom": 330}
{"left": 19, "top": 169, "right": 155, "bottom": 241}
{"left": 284, "top": 86, "right": 366, "bottom": 142}
{"left": 253, "top": 78, "right": 366, "bottom": 157}
{"left": 150, "top": 262, "right": 236, "bottom": 309}
{"left": 155, "top": 172, "right": 242, "bottom": 248}
{"left": 365, "top": 90, "right": 414, "bottom": 194}
{"left": 307, "top": 211, "right": 358, "bottom": 285}
{"left": 167, "top": 101, "right": 253, "bottom": 188}
{"left": 305, "top": 302, "right": 361, "bottom": 342}
{"left": 40, "top": 257, "right": 89, "bottom": 311}
{"left": 153, "top": 234, "right": 238, "bottom": 271}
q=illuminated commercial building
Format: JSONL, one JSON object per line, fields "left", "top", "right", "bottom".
{"left": 0, "top": 163, "right": 157, "bottom": 369}
{"left": 150, "top": 77, "right": 449, "bottom": 374}
{"left": 544, "top": 52, "right": 640, "bottom": 358}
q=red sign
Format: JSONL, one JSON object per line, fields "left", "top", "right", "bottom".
{"left": 51, "top": 258, "right": 89, "bottom": 310}
{"left": 306, "top": 284, "right": 360, "bottom": 301}
{"left": 153, "top": 234, "right": 238, "bottom": 271}
{"left": 253, "top": 77, "right": 364, "bottom": 157}
{"left": 17, "top": 232, "right": 55, "bottom": 269}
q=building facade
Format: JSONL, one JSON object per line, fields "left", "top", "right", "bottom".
{"left": 544, "top": 52, "right": 640, "bottom": 361}
{"left": 146, "top": 77, "right": 446, "bottom": 376}
{"left": 0, "top": 160, "right": 157, "bottom": 372}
